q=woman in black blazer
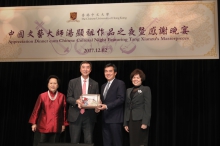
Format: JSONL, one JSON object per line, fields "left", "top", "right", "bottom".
{"left": 124, "top": 69, "right": 151, "bottom": 146}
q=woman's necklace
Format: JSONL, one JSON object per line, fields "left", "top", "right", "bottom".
{"left": 48, "top": 90, "right": 58, "bottom": 101}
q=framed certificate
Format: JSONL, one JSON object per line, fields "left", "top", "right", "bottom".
{"left": 80, "top": 94, "right": 100, "bottom": 109}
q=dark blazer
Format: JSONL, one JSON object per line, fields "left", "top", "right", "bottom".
{"left": 67, "top": 77, "right": 99, "bottom": 122}
{"left": 124, "top": 85, "right": 151, "bottom": 126}
{"left": 100, "top": 78, "right": 126, "bottom": 123}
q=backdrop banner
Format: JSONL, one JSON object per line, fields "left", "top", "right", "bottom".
{"left": 0, "top": 1, "right": 218, "bottom": 61}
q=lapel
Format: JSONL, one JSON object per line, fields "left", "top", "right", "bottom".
{"left": 102, "top": 82, "right": 107, "bottom": 93}
{"left": 127, "top": 88, "right": 133, "bottom": 102}
{"left": 88, "top": 78, "right": 93, "bottom": 94}
{"left": 101, "top": 82, "right": 107, "bottom": 101}
{"left": 76, "top": 77, "right": 82, "bottom": 95}
{"left": 132, "top": 85, "right": 143, "bottom": 100}
{"left": 108, "top": 78, "right": 117, "bottom": 92}
{"left": 103, "top": 79, "right": 116, "bottom": 99}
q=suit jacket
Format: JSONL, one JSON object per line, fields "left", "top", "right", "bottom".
{"left": 124, "top": 85, "right": 151, "bottom": 126}
{"left": 29, "top": 91, "right": 68, "bottom": 133}
{"left": 100, "top": 78, "right": 126, "bottom": 123}
{"left": 67, "top": 77, "right": 99, "bottom": 122}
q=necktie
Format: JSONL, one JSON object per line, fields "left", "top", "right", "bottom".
{"left": 103, "top": 82, "right": 110, "bottom": 99}
{"left": 80, "top": 79, "right": 86, "bottom": 114}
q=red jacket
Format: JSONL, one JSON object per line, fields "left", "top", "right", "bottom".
{"left": 29, "top": 91, "right": 68, "bottom": 133}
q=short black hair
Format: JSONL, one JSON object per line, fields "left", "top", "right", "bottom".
{"left": 80, "top": 61, "right": 92, "bottom": 70}
{"left": 104, "top": 63, "right": 117, "bottom": 72}
{"left": 47, "top": 75, "right": 60, "bottom": 86}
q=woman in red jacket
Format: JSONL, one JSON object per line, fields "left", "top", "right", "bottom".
{"left": 29, "top": 75, "right": 68, "bottom": 145}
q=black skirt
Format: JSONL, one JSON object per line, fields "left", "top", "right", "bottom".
{"left": 128, "top": 111, "right": 149, "bottom": 146}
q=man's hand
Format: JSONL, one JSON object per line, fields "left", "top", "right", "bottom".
{"left": 97, "top": 104, "right": 107, "bottom": 110}
{"left": 95, "top": 107, "right": 100, "bottom": 113}
{"left": 76, "top": 99, "right": 83, "bottom": 109}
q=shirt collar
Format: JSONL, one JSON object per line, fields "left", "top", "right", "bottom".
{"left": 81, "top": 76, "right": 89, "bottom": 82}
{"left": 107, "top": 78, "right": 115, "bottom": 84}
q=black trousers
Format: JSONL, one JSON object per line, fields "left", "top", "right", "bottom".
{"left": 33, "top": 132, "right": 60, "bottom": 146}
{"left": 69, "top": 113, "right": 95, "bottom": 144}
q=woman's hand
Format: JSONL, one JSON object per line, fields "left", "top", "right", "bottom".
{"left": 31, "top": 124, "right": 37, "bottom": 132}
{"left": 61, "top": 125, "right": 65, "bottom": 132}
{"left": 124, "top": 126, "right": 129, "bottom": 132}
{"left": 141, "top": 124, "right": 147, "bottom": 129}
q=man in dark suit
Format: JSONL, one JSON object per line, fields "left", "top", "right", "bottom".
{"left": 97, "top": 63, "right": 126, "bottom": 146}
{"left": 67, "top": 61, "right": 99, "bottom": 144}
